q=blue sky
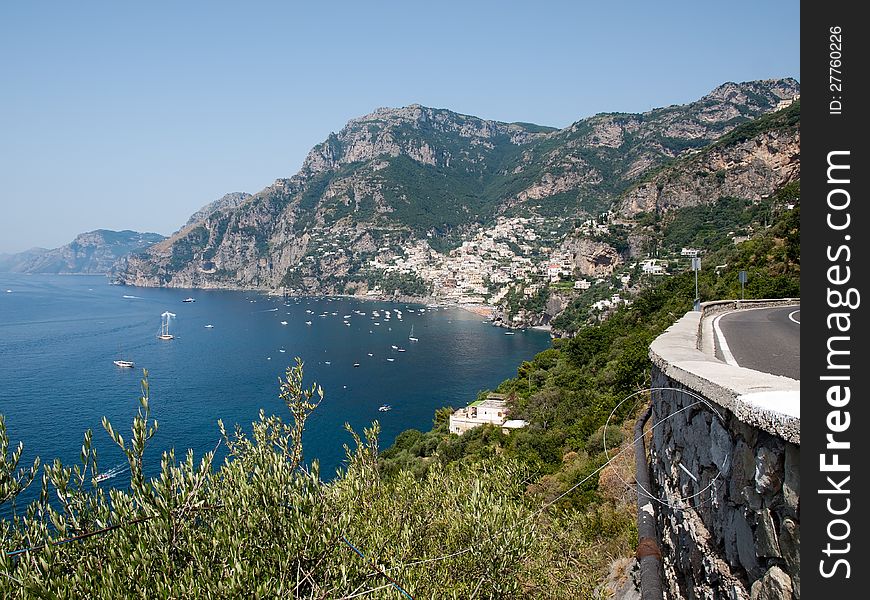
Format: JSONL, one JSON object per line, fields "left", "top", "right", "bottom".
{"left": 0, "top": 1, "right": 799, "bottom": 253}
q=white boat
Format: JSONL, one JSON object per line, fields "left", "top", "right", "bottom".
{"left": 397, "top": 348, "right": 406, "bottom": 352}
{"left": 204, "top": 324, "right": 214, "bottom": 328}
{"left": 280, "top": 320, "right": 288, "bottom": 325}
{"left": 408, "top": 325, "right": 418, "bottom": 342}
{"left": 387, "top": 357, "right": 395, "bottom": 362}
{"left": 504, "top": 331, "right": 515, "bottom": 335}
{"left": 113, "top": 360, "right": 134, "bottom": 368}
{"left": 353, "top": 362, "right": 360, "bottom": 368}
{"left": 391, "top": 345, "right": 398, "bottom": 350}
{"left": 378, "top": 404, "right": 392, "bottom": 412}
{"left": 305, "top": 321, "right": 312, "bottom": 325}
{"left": 157, "top": 311, "right": 176, "bottom": 340}
{"left": 182, "top": 297, "right": 195, "bottom": 303}
{"left": 367, "top": 353, "right": 373, "bottom": 357}
{"left": 94, "top": 463, "right": 128, "bottom": 483}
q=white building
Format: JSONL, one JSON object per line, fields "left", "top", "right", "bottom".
{"left": 641, "top": 259, "right": 665, "bottom": 275}
{"left": 449, "top": 394, "right": 526, "bottom": 435}
{"left": 680, "top": 248, "right": 700, "bottom": 257}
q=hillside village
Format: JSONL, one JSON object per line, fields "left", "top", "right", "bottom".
{"left": 355, "top": 210, "right": 714, "bottom": 327}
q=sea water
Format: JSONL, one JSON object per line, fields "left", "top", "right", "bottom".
{"left": 0, "top": 274, "right": 550, "bottom": 514}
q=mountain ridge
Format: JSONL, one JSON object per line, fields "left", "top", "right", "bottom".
{"left": 114, "top": 78, "right": 799, "bottom": 296}
{"left": 0, "top": 230, "right": 166, "bottom": 274}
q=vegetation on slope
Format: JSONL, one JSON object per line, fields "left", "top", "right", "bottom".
{"left": 0, "top": 362, "right": 634, "bottom": 598}
{"left": 379, "top": 191, "right": 800, "bottom": 587}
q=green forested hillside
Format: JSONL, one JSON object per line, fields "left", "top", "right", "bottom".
{"left": 0, "top": 194, "right": 798, "bottom": 596}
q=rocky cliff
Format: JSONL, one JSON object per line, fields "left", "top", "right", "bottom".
{"left": 618, "top": 101, "right": 800, "bottom": 217}
{"left": 183, "top": 192, "right": 252, "bottom": 229}
{"left": 0, "top": 230, "right": 165, "bottom": 274}
{"left": 114, "top": 79, "right": 799, "bottom": 294}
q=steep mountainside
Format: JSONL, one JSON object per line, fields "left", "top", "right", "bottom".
{"left": 618, "top": 101, "right": 800, "bottom": 216}
{"left": 183, "top": 192, "right": 252, "bottom": 228}
{"left": 0, "top": 230, "right": 165, "bottom": 274}
{"left": 115, "top": 79, "right": 798, "bottom": 293}
{"left": 489, "top": 100, "right": 800, "bottom": 332}
{"left": 0, "top": 248, "right": 50, "bottom": 273}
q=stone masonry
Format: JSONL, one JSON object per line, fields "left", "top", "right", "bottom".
{"left": 647, "top": 303, "right": 799, "bottom": 599}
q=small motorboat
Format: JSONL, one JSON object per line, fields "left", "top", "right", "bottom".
{"left": 182, "top": 297, "right": 195, "bottom": 303}
{"left": 280, "top": 321, "right": 288, "bottom": 325}
{"left": 353, "top": 362, "right": 360, "bottom": 368}
{"left": 204, "top": 324, "right": 215, "bottom": 328}
{"left": 113, "top": 360, "right": 135, "bottom": 368}
{"left": 378, "top": 404, "right": 392, "bottom": 412}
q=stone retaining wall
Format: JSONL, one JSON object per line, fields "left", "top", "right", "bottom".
{"left": 647, "top": 302, "right": 799, "bottom": 599}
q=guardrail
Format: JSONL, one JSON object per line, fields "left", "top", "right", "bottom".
{"left": 650, "top": 299, "right": 799, "bottom": 444}
{"left": 642, "top": 299, "right": 800, "bottom": 599}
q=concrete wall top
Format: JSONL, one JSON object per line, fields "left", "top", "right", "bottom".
{"left": 649, "top": 300, "right": 800, "bottom": 445}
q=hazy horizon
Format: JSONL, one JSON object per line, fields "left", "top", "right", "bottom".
{"left": 0, "top": 0, "right": 799, "bottom": 254}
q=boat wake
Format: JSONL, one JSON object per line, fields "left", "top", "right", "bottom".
{"left": 94, "top": 463, "right": 130, "bottom": 483}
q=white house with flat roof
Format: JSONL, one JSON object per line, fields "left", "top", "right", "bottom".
{"left": 449, "top": 393, "right": 527, "bottom": 435}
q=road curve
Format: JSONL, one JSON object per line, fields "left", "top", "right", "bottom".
{"left": 713, "top": 305, "right": 800, "bottom": 380}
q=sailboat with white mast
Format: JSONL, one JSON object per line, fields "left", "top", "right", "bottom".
{"left": 158, "top": 311, "right": 176, "bottom": 340}
{"left": 408, "top": 324, "right": 418, "bottom": 342}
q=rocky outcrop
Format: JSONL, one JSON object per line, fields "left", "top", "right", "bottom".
{"left": 0, "top": 230, "right": 165, "bottom": 274}
{"left": 618, "top": 102, "right": 800, "bottom": 216}
{"left": 183, "top": 192, "right": 252, "bottom": 228}
{"left": 561, "top": 237, "right": 622, "bottom": 277}
{"left": 491, "top": 290, "right": 572, "bottom": 330}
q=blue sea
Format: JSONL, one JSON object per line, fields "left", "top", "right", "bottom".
{"left": 0, "top": 274, "right": 550, "bottom": 514}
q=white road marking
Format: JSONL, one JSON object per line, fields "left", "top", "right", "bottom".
{"left": 788, "top": 310, "right": 800, "bottom": 325}
{"left": 713, "top": 313, "right": 739, "bottom": 366}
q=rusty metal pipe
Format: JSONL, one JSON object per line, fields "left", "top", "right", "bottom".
{"left": 635, "top": 404, "right": 664, "bottom": 599}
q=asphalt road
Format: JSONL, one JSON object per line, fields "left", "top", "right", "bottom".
{"left": 714, "top": 305, "right": 800, "bottom": 380}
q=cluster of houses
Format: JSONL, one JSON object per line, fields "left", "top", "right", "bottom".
{"left": 369, "top": 216, "right": 570, "bottom": 304}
